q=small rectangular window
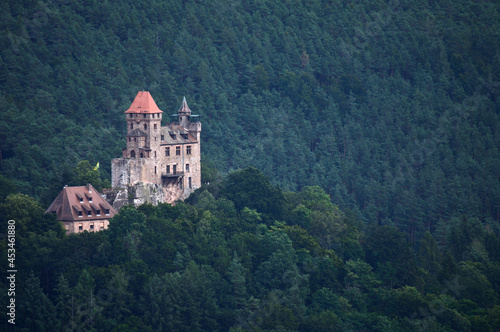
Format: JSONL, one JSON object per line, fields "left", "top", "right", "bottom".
{"left": 155, "top": 166, "right": 157, "bottom": 174}
{"left": 154, "top": 124, "right": 157, "bottom": 129}
{"left": 187, "top": 145, "right": 192, "bottom": 155}
{"left": 79, "top": 224, "right": 83, "bottom": 230}
{"left": 189, "top": 177, "right": 192, "bottom": 189}
{"left": 165, "top": 147, "right": 170, "bottom": 156}
{"left": 167, "top": 165, "right": 170, "bottom": 173}
{"left": 161, "top": 135, "right": 165, "bottom": 141}
{"left": 100, "top": 222, "right": 104, "bottom": 230}
{"left": 90, "top": 224, "right": 94, "bottom": 230}
{"left": 186, "top": 164, "right": 190, "bottom": 172}
{"left": 176, "top": 146, "right": 181, "bottom": 155}
{"left": 179, "top": 179, "right": 183, "bottom": 189}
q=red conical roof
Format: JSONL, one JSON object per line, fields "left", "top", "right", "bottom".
{"left": 125, "top": 91, "right": 163, "bottom": 114}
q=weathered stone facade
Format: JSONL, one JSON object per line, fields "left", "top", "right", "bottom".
{"left": 111, "top": 92, "right": 201, "bottom": 208}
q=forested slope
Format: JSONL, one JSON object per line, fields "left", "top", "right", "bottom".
{"left": 1, "top": 0, "right": 499, "bottom": 239}
{"left": 2, "top": 168, "right": 500, "bottom": 330}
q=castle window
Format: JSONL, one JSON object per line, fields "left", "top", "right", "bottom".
{"left": 140, "top": 152, "right": 144, "bottom": 158}
{"left": 187, "top": 146, "right": 192, "bottom": 155}
{"left": 154, "top": 151, "right": 157, "bottom": 158}
{"left": 134, "top": 137, "right": 137, "bottom": 142}
{"left": 185, "top": 164, "right": 190, "bottom": 172}
{"left": 130, "top": 114, "right": 133, "bottom": 118}
{"left": 189, "top": 177, "right": 192, "bottom": 189}
{"left": 173, "top": 165, "right": 177, "bottom": 174}
{"left": 165, "top": 147, "right": 170, "bottom": 156}
{"left": 79, "top": 224, "right": 83, "bottom": 230}
{"left": 144, "top": 124, "right": 147, "bottom": 130}
{"left": 143, "top": 114, "right": 146, "bottom": 118}
{"left": 176, "top": 146, "right": 181, "bottom": 155}
{"left": 154, "top": 124, "right": 157, "bottom": 129}
{"left": 100, "top": 222, "right": 104, "bottom": 230}
{"left": 129, "top": 137, "right": 131, "bottom": 142}
{"left": 131, "top": 150, "right": 136, "bottom": 158}
{"left": 155, "top": 166, "right": 157, "bottom": 174}
{"left": 131, "top": 124, "right": 133, "bottom": 129}
{"left": 179, "top": 179, "right": 183, "bottom": 189}
{"left": 161, "top": 135, "right": 164, "bottom": 141}
{"left": 167, "top": 165, "right": 170, "bottom": 173}
{"left": 90, "top": 224, "right": 94, "bottom": 230}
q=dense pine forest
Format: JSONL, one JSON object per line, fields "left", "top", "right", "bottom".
{"left": 1, "top": 0, "right": 500, "bottom": 330}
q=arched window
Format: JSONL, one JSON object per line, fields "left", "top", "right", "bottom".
{"left": 130, "top": 150, "right": 136, "bottom": 158}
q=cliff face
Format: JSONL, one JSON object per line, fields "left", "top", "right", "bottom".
{"left": 109, "top": 182, "right": 165, "bottom": 210}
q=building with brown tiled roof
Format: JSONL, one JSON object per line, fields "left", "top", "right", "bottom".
{"left": 111, "top": 92, "right": 201, "bottom": 208}
{"left": 46, "top": 184, "right": 117, "bottom": 234}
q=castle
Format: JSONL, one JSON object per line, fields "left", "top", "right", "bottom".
{"left": 110, "top": 91, "right": 201, "bottom": 209}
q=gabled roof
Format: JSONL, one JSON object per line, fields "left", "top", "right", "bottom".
{"left": 45, "top": 184, "right": 117, "bottom": 222}
{"left": 126, "top": 128, "right": 147, "bottom": 137}
{"left": 125, "top": 91, "right": 163, "bottom": 114}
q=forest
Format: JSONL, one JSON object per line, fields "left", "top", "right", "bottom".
{"left": 0, "top": 0, "right": 499, "bottom": 330}
{"left": 1, "top": 167, "right": 500, "bottom": 330}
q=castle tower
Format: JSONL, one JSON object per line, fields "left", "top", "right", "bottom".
{"left": 124, "top": 91, "right": 163, "bottom": 159}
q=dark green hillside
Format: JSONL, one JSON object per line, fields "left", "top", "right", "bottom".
{"left": 2, "top": 169, "right": 500, "bottom": 330}
{"left": 1, "top": 0, "right": 499, "bottom": 237}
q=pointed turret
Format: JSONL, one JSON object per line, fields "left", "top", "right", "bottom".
{"left": 178, "top": 96, "right": 192, "bottom": 116}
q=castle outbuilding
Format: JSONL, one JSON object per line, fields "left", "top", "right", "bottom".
{"left": 111, "top": 92, "right": 201, "bottom": 209}
{"left": 46, "top": 184, "right": 117, "bottom": 234}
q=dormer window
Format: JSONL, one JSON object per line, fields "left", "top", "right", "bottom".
{"left": 78, "top": 211, "right": 83, "bottom": 217}
{"left": 105, "top": 209, "right": 110, "bottom": 215}
{"left": 96, "top": 209, "right": 101, "bottom": 216}
{"left": 79, "top": 197, "right": 83, "bottom": 203}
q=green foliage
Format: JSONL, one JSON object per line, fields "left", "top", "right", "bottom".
{"left": 0, "top": 0, "right": 499, "bottom": 329}
{"left": 0, "top": 165, "right": 499, "bottom": 330}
